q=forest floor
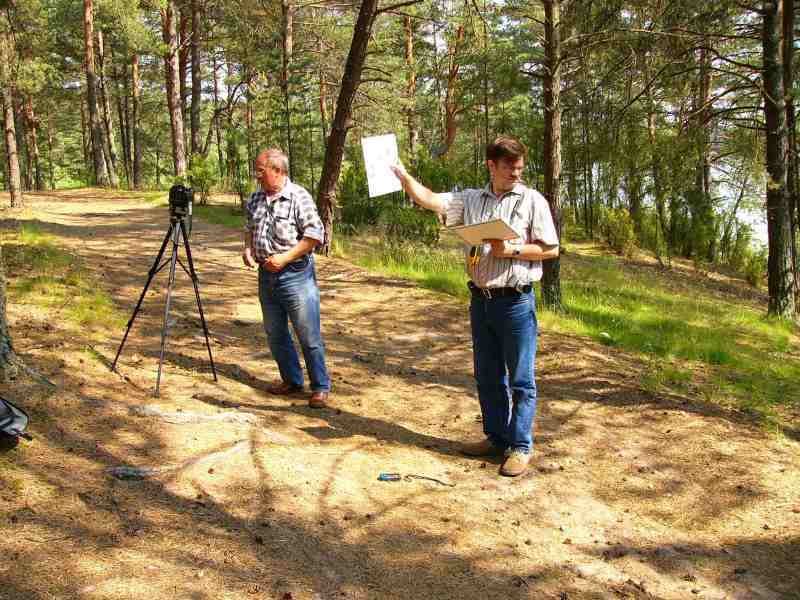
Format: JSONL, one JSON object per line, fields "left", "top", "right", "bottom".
{"left": 1, "top": 189, "right": 799, "bottom": 600}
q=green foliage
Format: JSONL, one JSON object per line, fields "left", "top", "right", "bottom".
{"left": 743, "top": 246, "right": 768, "bottom": 287}
{"left": 378, "top": 204, "right": 441, "bottom": 247}
{"left": 188, "top": 153, "right": 217, "bottom": 205}
{"left": 414, "top": 150, "right": 483, "bottom": 192}
{"left": 339, "top": 157, "right": 379, "bottom": 229}
{"left": 338, "top": 153, "right": 440, "bottom": 246}
{"left": 597, "top": 207, "right": 637, "bottom": 257}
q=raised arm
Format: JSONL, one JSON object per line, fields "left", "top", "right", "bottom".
{"left": 391, "top": 163, "right": 447, "bottom": 215}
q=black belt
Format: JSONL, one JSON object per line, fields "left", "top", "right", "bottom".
{"left": 468, "top": 281, "right": 531, "bottom": 299}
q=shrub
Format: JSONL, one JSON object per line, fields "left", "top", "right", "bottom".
{"left": 339, "top": 157, "right": 381, "bottom": 228}
{"left": 743, "top": 246, "right": 767, "bottom": 287}
{"left": 598, "top": 206, "right": 637, "bottom": 257}
{"left": 188, "top": 153, "right": 217, "bottom": 205}
{"left": 379, "top": 203, "right": 440, "bottom": 247}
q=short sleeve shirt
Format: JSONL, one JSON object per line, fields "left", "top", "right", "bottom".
{"left": 244, "top": 180, "right": 325, "bottom": 263}
{"left": 440, "top": 182, "right": 559, "bottom": 287}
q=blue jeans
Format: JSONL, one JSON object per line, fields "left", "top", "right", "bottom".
{"left": 469, "top": 290, "right": 538, "bottom": 454}
{"left": 258, "top": 259, "right": 330, "bottom": 392}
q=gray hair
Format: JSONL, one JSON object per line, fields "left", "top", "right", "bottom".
{"left": 258, "top": 148, "right": 290, "bottom": 175}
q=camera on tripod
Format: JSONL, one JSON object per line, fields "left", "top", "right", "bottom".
{"left": 169, "top": 184, "right": 193, "bottom": 221}
{"left": 112, "top": 181, "right": 216, "bottom": 397}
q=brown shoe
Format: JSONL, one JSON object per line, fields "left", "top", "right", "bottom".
{"left": 267, "top": 380, "right": 304, "bottom": 396}
{"left": 500, "top": 450, "right": 531, "bottom": 477}
{"left": 460, "top": 438, "right": 505, "bottom": 457}
{"left": 309, "top": 391, "right": 329, "bottom": 409}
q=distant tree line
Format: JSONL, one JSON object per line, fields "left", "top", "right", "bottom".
{"left": 0, "top": 0, "right": 798, "bottom": 318}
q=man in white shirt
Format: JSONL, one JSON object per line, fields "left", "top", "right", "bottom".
{"left": 392, "top": 136, "right": 559, "bottom": 476}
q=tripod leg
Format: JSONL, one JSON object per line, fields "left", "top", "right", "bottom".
{"left": 155, "top": 223, "right": 182, "bottom": 397}
{"left": 112, "top": 223, "right": 175, "bottom": 372}
{"left": 179, "top": 219, "right": 218, "bottom": 381}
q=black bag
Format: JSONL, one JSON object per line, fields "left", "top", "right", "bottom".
{"left": 0, "top": 396, "right": 31, "bottom": 442}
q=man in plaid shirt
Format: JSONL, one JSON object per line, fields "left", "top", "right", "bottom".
{"left": 243, "top": 148, "right": 331, "bottom": 408}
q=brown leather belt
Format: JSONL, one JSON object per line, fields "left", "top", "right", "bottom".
{"left": 468, "top": 281, "right": 532, "bottom": 299}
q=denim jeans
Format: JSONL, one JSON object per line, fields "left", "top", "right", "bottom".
{"left": 469, "top": 290, "right": 538, "bottom": 454}
{"left": 258, "top": 258, "right": 330, "bottom": 392}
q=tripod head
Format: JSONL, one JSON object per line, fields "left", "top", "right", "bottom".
{"left": 168, "top": 184, "right": 193, "bottom": 235}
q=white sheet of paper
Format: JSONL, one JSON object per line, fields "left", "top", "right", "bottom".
{"left": 361, "top": 134, "right": 402, "bottom": 198}
{"left": 449, "top": 218, "right": 520, "bottom": 246}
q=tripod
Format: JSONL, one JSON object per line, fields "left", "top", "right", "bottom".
{"left": 111, "top": 215, "right": 218, "bottom": 397}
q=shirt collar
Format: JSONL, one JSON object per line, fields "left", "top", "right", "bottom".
{"left": 261, "top": 178, "right": 293, "bottom": 201}
{"left": 481, "top": 181, "right": 525, "bottom": 200}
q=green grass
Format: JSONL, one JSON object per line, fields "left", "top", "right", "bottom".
{"left": 134, "top": 190, "right": 170, "bottom": 205}
{"left": 333, "top": 231, "right": 799, "bottom": 424}
{"left": 4, "top": 223, "right": 125, "bottom": 332}
{"left": 192, "top": 204, "right": 246, "bottom": 228}
{"left": 335, "top": 234, "right": 471, "bottom": 300}
{"left": 551, "top": 251, "right": 799, "bottom": 419}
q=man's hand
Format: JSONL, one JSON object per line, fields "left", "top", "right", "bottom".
{"left": 242, "top": 247, "right": 257, "bottom": 269}
{"left": 262, "top": 253, "right": 289, "bottom": 272}
{"left": 390, "top": 161, "right": 408, "bottom": 182}
{"left": 487, "top": 239, "right": 512, "bottom": 258}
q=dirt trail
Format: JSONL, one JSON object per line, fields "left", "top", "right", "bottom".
{"left": 1, "top": 190, "right": 798, "bottom": 600}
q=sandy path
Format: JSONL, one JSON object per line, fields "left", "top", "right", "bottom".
{"left": 1, "top": 190, "right": 798, "bottom": 600}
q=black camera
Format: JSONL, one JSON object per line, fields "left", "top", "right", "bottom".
{"left": 169, "top": 184, "right": 193, "bottom": 220}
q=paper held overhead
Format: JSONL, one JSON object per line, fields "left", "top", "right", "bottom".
{"left": 449, "top": 218, "right": 519, "bottom": 247}
{"left": 361, "top": 134, "right": 402, "bottom": 198}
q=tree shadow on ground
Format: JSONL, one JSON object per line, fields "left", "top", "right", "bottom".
{"left": 2, "top": 192, "right": 797, "bottom": 599}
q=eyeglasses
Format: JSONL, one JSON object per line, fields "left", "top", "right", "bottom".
{"left": 255, "top": 166, "right": 282, "bottom": 177}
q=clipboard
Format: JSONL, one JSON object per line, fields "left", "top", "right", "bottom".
{"left": 449, "top": 218, "right": 519, "bottom": 246}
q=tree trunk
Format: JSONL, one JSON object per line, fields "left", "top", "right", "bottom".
{"left": 763, "top": 0, "right": 796, "bottom": 316}
{"left": 0, "top": 29, "right": 22, "bottom": 206}
{"left": 481, "top": 0, "right": 490, "bottom": 157}
{"left": 541, "top": 0, "right": 562, "bottom": 309}
{"left": 161, "top": 0, "right": 187, "bottom": 178}
{"left": 212, "top": 51, "right": 224, "bottom": 177}
{"left": 441, "top": 24, "right": 465, "bottom": 157}
{"left": 45, "top": 113, "right": 55, "bottom": 190}
{"left": 687, "top": 47, "right": 713, "bottom": 259}
{"left": 115, "top": 60, "right": 131, "bottom": 187}
{"left": 318, "top": 35, "right": 328, "bottom": 143}
{"left": 80, "top": 95, "right": 90, "bottom": 177}
{"left": 190, "top": 0, "right": 202, "bottom": 156}
{"left": 179, "top": 7, "right": 189, "bottom": 122}
{"left": 317, "top": 0, "right": 380, "bottom": 255}
{"left": 96, "top": 30, "right": 119, "bottom": 187}
{"left": 1, "top": 94, "right": 22, "bottom": 207}
{"left": 83, "top": 0, "right": 110, "bottom": 186}
{"left": 23, "top": 95, "right": 42, "bottom": 191}
{"left": 281, "top": 0, "right": 295, "bottom": 179}
{"left": 404, "top": 15, "right": 418, "bottom": 156}
{"left": 783, "top": 0, "right": 799, "bottom": 310}
{"left": 14, "top": 95, "right": 30, "bottom": 191}
{"left": 0, "top": 245, "right": 18, "bottom": 382}
{"left": 131, "top": 53, "right": 143, "bottom": 189}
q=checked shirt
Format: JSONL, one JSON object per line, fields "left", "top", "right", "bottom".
{"left": 440, "top": 182, "right": 558, "bottom": 289}
{"left": 244, "top": 180, "right": 325, "bottom": 263}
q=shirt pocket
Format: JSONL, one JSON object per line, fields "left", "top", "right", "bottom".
{"left": 272, "top": 201, "right": 293, "bottom": 221}
{"left": 509, "top": 205, "right": 532, "bottom": 242}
